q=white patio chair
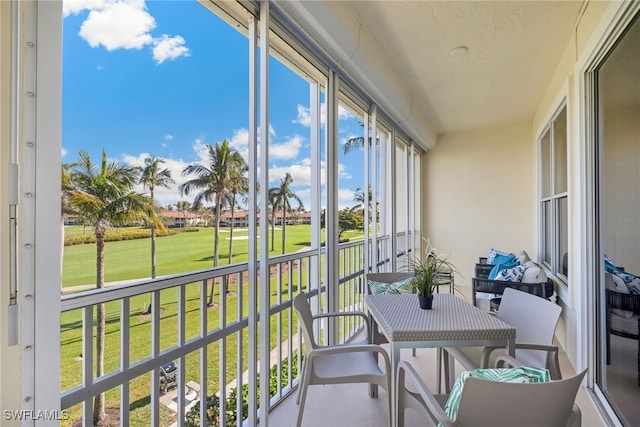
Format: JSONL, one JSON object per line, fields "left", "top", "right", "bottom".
{"left": 293, "top": 292, "right": 392, "bottom": 427}
{"left": 397, "top": 357, "right": 586, "bottom": 427}
{"left": 442, "top": 287, "right": 562, "bottom": 390}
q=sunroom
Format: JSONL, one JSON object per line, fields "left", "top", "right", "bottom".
{"left": 1, "top": 1, "right": 640, "bottom": 426}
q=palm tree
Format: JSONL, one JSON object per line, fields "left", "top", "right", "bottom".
{"left": 140, "top": 156, "right": 174, "bottom": 313}
{"left": 342, "top": 125, "right": 379, "bottom": 155}
{"left": 140, "top": 156, "right": 174, "bottom": 278}
{"left": 268, "top": 190, "right": 278, "bottom": 251}
{"left": 67, "top": 149, "right": 165, "bottom": 425}
{"left": 175, "top": 200, "right": 192, "bottom": 227}
{"left": 352, "top": 185, "right": 372, "bottom": 210}
{"left": 61, "top": 162, "right": 76, "bottom": 292}
{"left": 269, "top": 173, "right": 304, "bottom": 254}
{"left": 225, "top": 161, "right": 249, "bottom": 265}
{"left": 179, "top": 139, "right": 246, "bottom": 306}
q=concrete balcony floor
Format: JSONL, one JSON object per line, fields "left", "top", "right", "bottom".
{"left": 268, "top": 345, "right": 607, "bottom": 426}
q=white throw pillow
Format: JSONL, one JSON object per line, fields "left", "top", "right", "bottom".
{"left": 521, "top": 261, "right": 548, "bottom": 284}
{"left": 514, "top": 250, "right": 531, "bottom": 265}
{"left": 493, "top": 264, "right": 526, "bottom": 282}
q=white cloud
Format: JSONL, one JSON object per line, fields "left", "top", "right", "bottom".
{"left": 165, "top": 134, "right": 174, "bottom": 141}
{"left": 153, "top": 35, "right": 190, "bottom": 64}
{"left": 293, "top": 104, "right": 353, "bottom": 127}
{"left": 270, "top": 135, "right": 303, "bottom": 160}
{"left": 63, "top": 0, "right": 105, "bottom": 17}
{"left": 219, "top": 127, "right": 300, "bottom": 162}
{"left": 268, "top": 158, "right": 350, "bottom": 187}
{"left": 192, "top": 139, "right": 210, "bottom": 165}
{"left": 338, "top": 188, "right": 356, "bottom": 203}
{"left": 229, "top": 128, "right": 249, "bottom": 160}
{"left": 268, "top": 164, "right": 311, "bottom": 187}
{"left": 67, "top": 0, "right": 189, "bottom": 63}
{"left": 79, "top": 1, "right": 155, "bottom": 51}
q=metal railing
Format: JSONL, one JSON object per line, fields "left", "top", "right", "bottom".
{"left": 59, "top": 236, "right": 408, "bottom": 426}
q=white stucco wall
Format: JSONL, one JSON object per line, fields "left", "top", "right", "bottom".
{"left": 603, "top": 105, "right": 640, "bottom": 272}
{"left": 423, "top": 121, "right": 535, "bottom": 297}
{"left": 424, "top": 0, "right": 630, "bottom": 375}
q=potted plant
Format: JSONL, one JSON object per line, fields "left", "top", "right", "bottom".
{"left": 408, "top": 239, "right": 458, "bottom": 309}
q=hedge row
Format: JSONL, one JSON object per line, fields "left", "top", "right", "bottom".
{"left": 63, "top": 227, "right": 186, "bottom": 246}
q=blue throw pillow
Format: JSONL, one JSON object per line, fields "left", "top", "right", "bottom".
{"left": 487, "top": 248, "right": 513, "bottom": 265}
{"left": 488, "top": 258, "right": 519, "bottom": 280}
{"left": 490, "top": 253, "right": 516, "bottom": 267}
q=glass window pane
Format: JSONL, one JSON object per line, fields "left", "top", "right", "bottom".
{"left": 554, "top": 106, "right": 568, "bottom": 194}
{"left": 541, "top": 130, "right": 551, "bottom": 198}
{"left": 542, "top": 200, "right": 552, "bottom": 265}
{"left": 558, "top": 196, "right": 568, "bottom": 277}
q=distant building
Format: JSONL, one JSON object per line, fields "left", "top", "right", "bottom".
{"left": 160, "top": 210, "right": 204, "bottom": 228}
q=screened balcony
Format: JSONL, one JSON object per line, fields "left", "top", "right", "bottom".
{"left": 5, "top": 1, "right": 640, "bottom": 427}
{"left": 60, "top": 237, "right": 416, "bottom": 426}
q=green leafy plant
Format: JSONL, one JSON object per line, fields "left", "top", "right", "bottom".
{"left": 185, "top": 352, "right": 300, "bottom": 427}
{"left": 408, "top": 239, "right": 458, "bottom": 297}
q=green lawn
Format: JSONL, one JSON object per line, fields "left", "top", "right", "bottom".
{"left": 63, "top": 224, "right": 337, "bottom": 287}
{"left": 61, "top": 224, "right": 364, "bottom": 426}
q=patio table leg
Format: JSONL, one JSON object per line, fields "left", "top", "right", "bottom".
{"left": 391, "top": 343, "right": 401, "bottom": 427}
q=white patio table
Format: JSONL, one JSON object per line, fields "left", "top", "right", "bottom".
{"left": 365, "top": 293, "right": 516, "bottom": 427}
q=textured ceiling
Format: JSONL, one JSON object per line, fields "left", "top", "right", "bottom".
{"left": 348, "top": 1, "right": 586, "bottom": 135}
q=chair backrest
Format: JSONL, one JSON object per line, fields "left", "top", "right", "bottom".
{"left": 366, "top": 272, "right": 414, "bottom": 295}
{"left": 497, "top": 287, "right": 561, "bottom": 367}
{"left": 454, "top": 369, "right": 586, "bottom": 427}
{"left": 293, "top": 292, "right": 319, "bottom": 352}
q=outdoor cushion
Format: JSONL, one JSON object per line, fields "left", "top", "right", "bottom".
{"left": 443, "top": 367, "right": 550, "bottom": 424}
{"left": 514, "top": 250, "right": 531, "bottom": 265}
{"left": 521, "top": 261, "right": 548, "bottom": 283}
{"left": 488, "top": 257, "right": 519, "bottom": 280}
{"left": 487, "top": 248, "right": 513, "bottom": 265}
{"left": 605, "top": 258, "right": 640, "bottom": 294}
{"left": 493, "top": 264, "right": 526, "bottom": 282}
{"left": 368, "top": 277, "right": 413, "bottom": 295}
{"left": 607, "top": 273, "right": 634, "bottom": 318}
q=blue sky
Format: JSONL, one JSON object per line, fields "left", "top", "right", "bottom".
{"left": 62, "top": 0, "right": 365, "bottom": 209}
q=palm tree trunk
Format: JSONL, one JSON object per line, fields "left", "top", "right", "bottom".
{"left": 151, "top": 226, "right": 156, "bottom": 278}
{"left": 226, "top": 197, "right": 237, "bottom": 294}
{"left": 281, "top": 208, "right": 287, "bottom": 254}
{"left": 271, "top": 206, "right": 276, "bottom": 251}
{"left": 93, "top": 233, "right": 106, "bottom": 424}
{"left": 207, "top": 199, "right": 222, "bottom": 306}
{"left": 147, "top": 189, "right": 157, "bottom": 313}
{"left": 145, "top": 224, "right": 157, "bottom": 314}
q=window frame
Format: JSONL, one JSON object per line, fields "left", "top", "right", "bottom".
{"left": 539, "top": 103, "right": 569, "bottom": 284}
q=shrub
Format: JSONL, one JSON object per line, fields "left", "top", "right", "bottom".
{"left": 64, "top": 227, "right": 177, "bottom": 246}
{"left": 184, "top": 352, "right": 300, "bottom": 427}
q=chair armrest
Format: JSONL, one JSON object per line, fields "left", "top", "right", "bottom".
{"left": 397, "top": 361, "right": 454, "bottom": 427}
{"left": 307, "top": 344, "right": 391, "bottom": 370}
{"left": 443, "top": 347, "right": 477, "bottom": 371}
{"left": 494, "top": 354, "right": 523, "bottom": 368}
{"left": 484, "top": 343, "right": 561, "bottom": 379}
{"left": 312, "top": 311, "right": 370, "bottom": 340}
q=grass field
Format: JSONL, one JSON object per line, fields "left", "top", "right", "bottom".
{"left": 62, "top": 224, "right": 366, "bottom": 288}
{"left": 60, "top": 224, "right": 364, "bottom": 425}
